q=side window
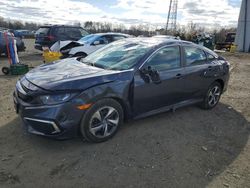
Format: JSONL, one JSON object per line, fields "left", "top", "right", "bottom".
{"left": 144, "top": 46, "right": 181, "bottom": 71}
{"left": 55, "top": 27, "right": 65, "bottom": 38}
{"left": 184, "top": 46, "right": 207, "bottom": 66}
{"left": 97, "top": 36, "right": 111, "bottom": 44}
{"left": 112, "top": 35, "right": 126, "bottom": 41}
{"left": 104, "top": 35, "right": 113, "bottom": 43}
{"left": 79, "top": 28, "right": 88, "bottom": 37}
{"left": 65, "top": 28, "right": 82, "bottom": 38}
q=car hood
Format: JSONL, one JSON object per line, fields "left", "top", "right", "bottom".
{"left": 50, "top": 40, "right": 83, "bottom": 52}
{"left": 25, "top": 58, "right": 120, "bottom": 91}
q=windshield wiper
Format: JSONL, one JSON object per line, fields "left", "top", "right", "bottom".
{"left": 80, "top": 59, "right": 95, "bottom": 66}
{"left": 80, "top": 59, "right": 107, "bottom": 69}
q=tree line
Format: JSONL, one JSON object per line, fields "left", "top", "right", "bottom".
{"left": 0, "top": 16, "right": 236, "bottom": 43}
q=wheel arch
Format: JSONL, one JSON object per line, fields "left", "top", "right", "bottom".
{"left": 109, "top": 96, "right": 131, "bottom": 121}
{"left": 214, "top": 79, "right": 224, "bottom": 90}
{"left": 72, "top": 51, "right": 87, "bottom": 57}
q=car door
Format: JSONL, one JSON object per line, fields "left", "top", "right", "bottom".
{"left": 133, "top": 45, "right": 185, "bottom": 115}
{"left": 182, "top": 45, "right": 217, "bottom": 99}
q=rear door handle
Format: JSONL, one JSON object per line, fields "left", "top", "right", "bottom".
{"left": 175, "top": 73, "right": 182, "bottom": 79}
{"left": 207, "top": 66, "right": 212, "bottom": 71}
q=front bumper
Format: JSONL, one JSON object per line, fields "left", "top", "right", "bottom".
{"left": 13, "top": 89, "right": 85, "bottom": 139}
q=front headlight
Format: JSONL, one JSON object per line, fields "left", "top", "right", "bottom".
{"left": 40, "top": 93, "right": 71, "bottom": 105}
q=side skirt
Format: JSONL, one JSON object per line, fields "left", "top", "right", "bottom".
{"left": 133, "top": 98, "right": 203, "bottom": 120}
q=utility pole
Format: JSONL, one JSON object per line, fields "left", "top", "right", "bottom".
{"left": 166, "top": 0, "right": 178, "bottom": 34}
{"left": 236, "top": 0, "right": 250, "bottom": 52}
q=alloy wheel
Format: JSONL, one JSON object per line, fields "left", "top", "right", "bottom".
{"left": 89, "top": 106, "right": 119, "bottom": 138}
{"left": 208, "top": 86, "right": 221, "bottom": 107}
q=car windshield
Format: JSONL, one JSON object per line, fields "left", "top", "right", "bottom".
{"left": 78, "top": 34, "right": 98, "bottom": 43}
{"left": 81, "top": 40, "right": 152, "bottom": 70}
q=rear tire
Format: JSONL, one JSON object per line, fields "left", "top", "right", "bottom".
{"left": 200, "top": 82, "right": 222, "bottom": 110}
{"left": 80, "top": 98, "right": 124, "bottom": 143}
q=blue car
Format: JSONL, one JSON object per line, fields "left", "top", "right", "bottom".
{"left": 0, "top": 31, "right": 25, "bottom": 56}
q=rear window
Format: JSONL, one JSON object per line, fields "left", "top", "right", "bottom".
{"left": 79, "top": 28, "right": 88, "bottom": 37}
{"left": 36, "top": 27, "right": 50, "bottom": 35}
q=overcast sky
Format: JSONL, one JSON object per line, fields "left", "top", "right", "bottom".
{"left": 0, "top": 0, "right": 242, "bottom": 28}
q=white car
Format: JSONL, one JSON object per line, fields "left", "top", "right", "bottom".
{"left": 51, "top": 33, "right": 131, "bottom": 58}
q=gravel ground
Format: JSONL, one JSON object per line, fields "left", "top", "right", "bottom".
{"left": 0, "top": 39, "right": 249, "bottom": 188}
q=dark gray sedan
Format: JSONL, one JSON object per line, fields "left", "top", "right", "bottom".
{"left": 13, "top": 38, "right": 230, "bottom": 142}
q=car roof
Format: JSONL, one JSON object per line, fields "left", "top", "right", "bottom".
{"left": 91, "top": 32, "right": 130, "bottom": 37}
{"left": 118, "top": 37, "right": 218, "bottom": 56}
{"left": 39, "top": 25, "right": 83, "bottom": 28}
{"left": 121, "top": 37, "right": 184, "bottom": 46}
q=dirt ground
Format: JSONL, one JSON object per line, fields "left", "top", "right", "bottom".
{"left": 0, "top": 39, "right": 249, "bottom": 188}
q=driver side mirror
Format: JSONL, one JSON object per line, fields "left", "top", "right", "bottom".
{"left": 140, "top": 66, "right": 161, "bottom": 84}
{"left": 93, "top": 40, "right": 100, "bottom": 45}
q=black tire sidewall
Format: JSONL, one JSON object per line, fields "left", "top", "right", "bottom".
{"left": 73, "top": 52, "right": 87, "bottom": 58}
{"left": 2, "top": 67, "right": 10, "bottom": 75}
{"left": 80, "top": 98, "right": 124, "bottom": 143}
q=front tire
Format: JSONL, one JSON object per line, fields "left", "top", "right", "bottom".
{"left": 80, "top": 99, "right": 124, "bottom": 143}
{"left": 201, "top": 82, "right": 222, "bottom": 110}
{"left": 72, "top": 52, "right": 87, "bottom": 58}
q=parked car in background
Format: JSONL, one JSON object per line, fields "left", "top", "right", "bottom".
{"left": 16, "top": 30, "right": 34, "bottom": 38}
{"left": 50, "top": 33, "right": 131, "bottom": 58}
{"left": 152, "top": 35, "right": 180, "bottom": 40}
{"left": 34, "top": 25, "right": 89, "bottom": 51}
{"left": 0, "top": 28, "right": 23, "bottom": 38}
{"left": 0, "top": 31, "right": 26, "bottom": 56}
{"left": 14, "top": 38, "right": 230, "bottom": 142}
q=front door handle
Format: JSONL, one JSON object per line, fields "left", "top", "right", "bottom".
{"left": 207, "top": 66, "right": 213, "bottom": 71}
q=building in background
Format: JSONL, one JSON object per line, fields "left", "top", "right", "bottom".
{"left": 236, "top": 0, "right": 250, "bottom": 52}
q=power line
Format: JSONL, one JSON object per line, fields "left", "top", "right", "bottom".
{"left": 166, "top": 0, "right": 178, "bottom": 33}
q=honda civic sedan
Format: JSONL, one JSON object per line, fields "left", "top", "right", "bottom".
{"left": 13, "top": 38, "right": 230, "bottom": 142}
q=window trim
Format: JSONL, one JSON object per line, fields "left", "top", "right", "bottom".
{"left": 206, "top": 51, "right": 216, "bottom": 61}
{"left": 182, "top": 45, "right": 208, "bottom": 67}
{"left": 112, "top": 35, "right": 126, "bottom": 41}
{"left": 139, "top": 44, "right": 183, "bottom": 71}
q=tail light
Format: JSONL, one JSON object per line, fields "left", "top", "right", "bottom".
{"left": 46, "top": 35, "right": 55, "bottom": 41}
